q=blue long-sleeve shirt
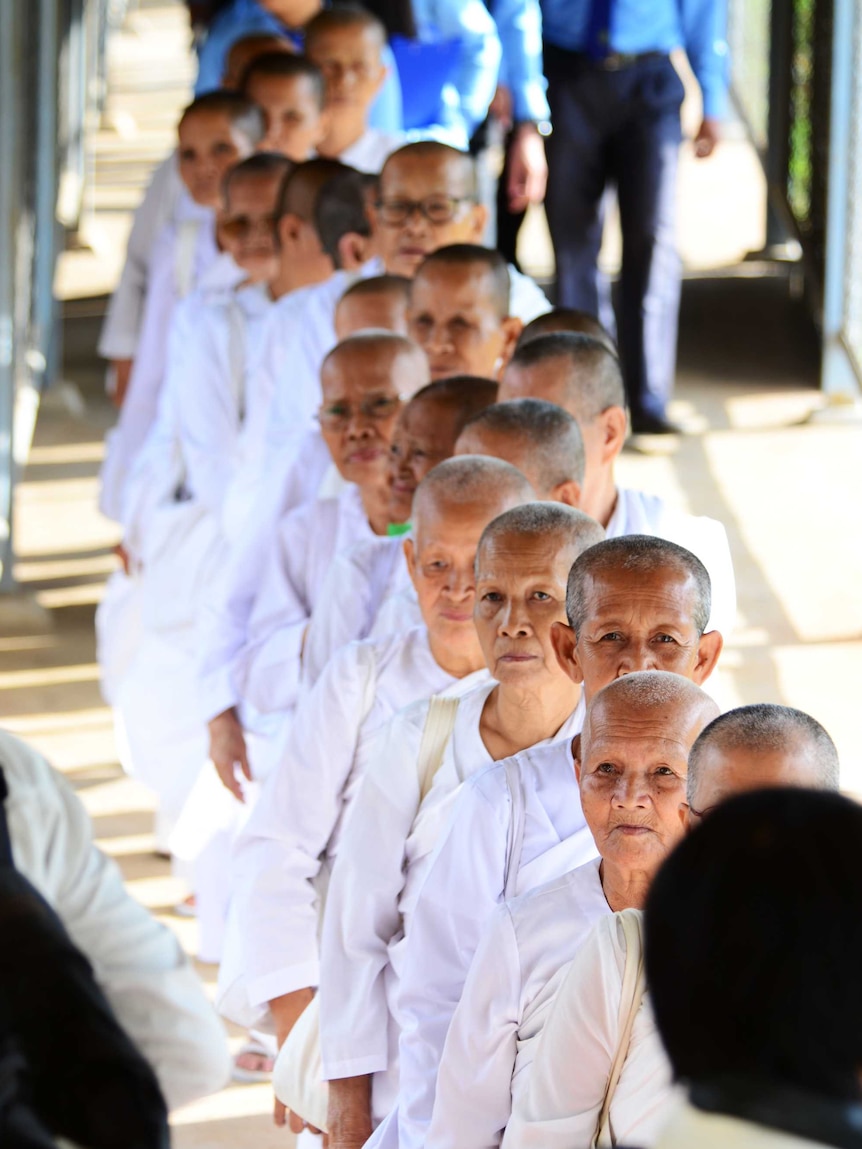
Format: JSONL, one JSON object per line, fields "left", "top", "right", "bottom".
{"left": 194, "top": 0, "right": 403, "bottom": 133}
{"left": 493, "top": 0, "right": 550, "bottom": 123}
{"left": 540, "top": 0, "right": 729, "bottom": 119}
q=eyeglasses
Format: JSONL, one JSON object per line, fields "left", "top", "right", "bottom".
{"left": 375, "top": 195, "right": 476, "bottom": 227}
{"left": 317, "top": 393, "right": 404, "bottom": 430}
{"left": 219, "top": 213, "right": 277, "bottom": 240}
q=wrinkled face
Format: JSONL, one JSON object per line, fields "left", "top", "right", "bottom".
{"left": 335, "top": 291, "right": 409, "bottom": 340}
{"left": 306, "top": 25, "right": 385, "bottom": 113}
{"left": 372, "top": 153, "right": 485, "bottom": 277}
{"left": 178, "top": 112, "right": 252, "bottom": 208}
{"left": 388, "top": 399, "right": 463, "bottom": 524}
{"left": 455, "top": 424, "right": 546, "bottom": 498}
{"left": 318, "top": 347, "right": 413, "bottom": 485}
{"left": 686, "top": 741, "right": 825, "bottom": 824}
{"left": 218, "top": 171, "right": 282, "bottom": 281}
{"left": 577, "top": 698, "right": 693, "bottom": 871}
{"left": 500, "top": 361, "right": 605, "bottom": 489}
{"left": 569, "top": 568, "right": 707, "bottom": 701}
{"left": 474, "top": 532, "right": 575, "bottom": 686}
{"left": 407, "top": 495, "right": 515, "bottom": 655}
{"left": 244, "top": 73, "right": 326, "bottom": 161}
{"left": 409, "top": 266, "right": 508, "bottom": 380}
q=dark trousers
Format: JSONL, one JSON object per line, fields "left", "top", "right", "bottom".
{"left": 543, "top": 46, "right": 684, "bottom": 420}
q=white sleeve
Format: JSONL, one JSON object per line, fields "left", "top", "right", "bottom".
{"left": 195, "top": 513, "right": 273, "bottom": 723}
{"left": 318, "top": 706, "right": 425, "bottom": 1080}
{"left": 3, "top": 734, "right": 230, "bottom": 1110}
{"left": 302, "top": 549, "right": 377, "bottom": 687}
{"left": 427, "top": 904, "right": 522, "bottom": 1149}
{"left": 222, "top": 643, "right": 377, "bottom": 1024}
{"left": 98, "top": 152, "right": 182, "bottom": 360}
{"left": 503, "top": 915, "right": 674, "bottom": 1149}
{"left": 107, "top": 223, "right": 179, "bottom": 474}
{"left": 393, "top": 776, "right": 513, "bottom": 1149}
{"left": 177, "top": 307, "right": 242, "bottom": 517}
{"left": 236, "top": 508, "right": 317, "bottom": 714}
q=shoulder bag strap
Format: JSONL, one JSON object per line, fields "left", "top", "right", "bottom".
{"left": 503, "top": 756, "right": 527, "bottom": 899}
{"left": 173, "top": 219, "right": 200, "bottom": 299}
{"left": 226, "top": 296, "right": 247, "bottom": 425}
{"left": 593, "top": 909, "right": 647, "bottom": 1148}
{"left": 416, "top": 696, "right": 460, "bottom": 804}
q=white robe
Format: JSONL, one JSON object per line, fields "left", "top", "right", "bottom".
{"left": 98, "top": 223, "right": 231, "bottom": 523}
{"left": 0, "top": 728, "right": 230, "bottom": 1110}
{"left": 654, "top": 1100, "right": 831, "bottom": 1149}
{"left": 218, "top": 626, "right": 459, "bottom": 1030}
{"left": 237, "top": 484, "right": 378, "bottom": 717}
{"left": 508, "top": 267, "right": 552, "bottom": 324}
{"left": 110, "top": 274, "right": 267, "bottom": 832}
{"left": 98, "top": 152, "right": 183, "bottom": 361}
{"left": 301, "top": 534, "right": 416, "bottom": 687}
{"left": 338, "top": 128, "right": 404, "bottom": 173}
{"left": 370, "top": 725, "right": 597, "bottom": 1149}
{"left": 502, "top": 911, "right": 675, "bottom": 1149}
{"left": 195, "top": 428, "right": 339, "bottom": 727}
{"left": 608, "top": 488, "right": 736, "bottom": 639}
{"left": 318, "top": 687, "right": 583, "bottom": 1124}
{"left": 427, "top": 859, "right": 611, "bottom": 1149}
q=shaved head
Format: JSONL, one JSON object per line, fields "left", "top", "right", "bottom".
{"left": 278, "top": 157, "right": 352, "bottom": 221}
{"left": 413, "top": 456, "right": 534, "bottom": 530}
{"left": 322, "top": 330, "right": 427, "bottom": 383}
{"left": 415, "top": 245, "right": 510, "bottom": 319}
{"left": 566, "top": 535, "right": 712, "bottom": 637}
{"left": 410, "top": 375, "right": 499, "bottom": 423}
{"left": 381, "top": 141, "right": 477, "bottom": 197}
{"left": 477, "top": 503, "right": 603, "bottom": 568}
{"left": 687, "top": 704, "right": 840, "bottom": 806}
{"left": 457, "top": 398, "right": 585, "bottom": 493}
{"left": 505, "top": 332, "right": 626, "bottom": 421}
{"left": 518, "top": 308, "right": 617, "bottom": 356}
{"left": 583, "top": 671, "right": 720, "bottom": 756}
{"left": 340, "top": 273, "right": 411, "bottom": 308}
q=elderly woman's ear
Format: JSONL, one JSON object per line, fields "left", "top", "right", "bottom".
{"left": 571, "top": 734, "right": 582, "bottom": 781}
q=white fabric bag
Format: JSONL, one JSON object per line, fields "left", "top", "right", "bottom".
{"left": 273, "top": 694, "right": 461, "bottom": 1132}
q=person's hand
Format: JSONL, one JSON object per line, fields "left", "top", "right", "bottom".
{"left": 506, "top": 123, "right": 548, "bottom": 213}
{"left": 207, "top": 707, "right": 251, "bottom": 801}
{"left": 489, "top": 83, "right": 513, "bottom": 130}
{"left": 111, "top": 358, "right": 133, "bottom": 408}
{"left": 693, "top": 117, "right": 721, "bottom": 159}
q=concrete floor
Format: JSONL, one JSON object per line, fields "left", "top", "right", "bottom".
{"left": 2, "top": 1, "right": 862, "bottom": 1145}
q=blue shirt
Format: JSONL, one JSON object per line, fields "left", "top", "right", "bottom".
{"left": 540, "top": 0, "right": 728, "bottom": 118}
{"left": 493, "top": 0, "right": 550, "bottom": 123}
{"left": 193, "top": 0, "right": 403, "bottom": 134}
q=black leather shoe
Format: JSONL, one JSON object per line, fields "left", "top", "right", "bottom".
{"left": 630, "top": 412, "right": 684, "bottom": 435}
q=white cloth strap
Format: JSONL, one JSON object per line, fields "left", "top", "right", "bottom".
{"left": 594, "top": 908, "right": 647, "bottom": 1148}
{"left": 503, "top": 756, "right": 527, "bottom": 900}
{"left": 417, "top": 696, "right": 460, "bottom": 804}
{"left": 173, "top": 220, "right": 200, "bottom": 299}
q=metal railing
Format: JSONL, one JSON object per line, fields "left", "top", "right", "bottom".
{"left": 728, "top": 0, "right": 862, "bottom": 398}
{"left": 0, "top": 0, "right": 115, "bottom": 587}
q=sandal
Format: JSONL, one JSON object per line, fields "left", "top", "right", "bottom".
{"left": 232, "top": 1040, "right": 275, "bottom": 1083}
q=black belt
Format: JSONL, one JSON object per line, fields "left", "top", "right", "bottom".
{"left": 548, "top": 46, "right": 667, "bottom": 72}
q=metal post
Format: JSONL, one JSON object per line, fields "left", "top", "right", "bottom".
{"left": 0, "top": 1, "right": 21, "bottom": 590}
{"left": 764, "top": 1, "right": 794, "bottom": 250}
{"left": 820, "top": 0, "right": 861, "bottom": 398}
{"left": 33, "top": 0, "right": 61, "bottom": 396}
